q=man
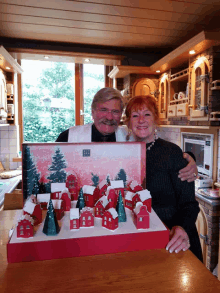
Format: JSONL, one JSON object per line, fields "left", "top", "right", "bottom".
{"left": 56, "top": 87, "right": 197, "bottom": 182}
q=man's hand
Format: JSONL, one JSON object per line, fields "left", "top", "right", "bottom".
{"left": 178, "top": 152, "right": 198, "bottom": 182}
{"left": 166, "top": 226, "right": 190, "bottom": 253}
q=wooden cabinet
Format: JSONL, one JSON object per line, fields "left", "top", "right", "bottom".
{"left": 196, "top": 204, "right": 208, "bottom": 267}
{"left": 0, "top": 46, "right": 23, "bottom": 126}
{"left": 190, "top": 57, "right": 210, "bottom": 119}
{"left": 159, "top": 74, "right": 168, "bottom": 119}
{"left": 0, "top": 69, "right": 7, "bottom": 124}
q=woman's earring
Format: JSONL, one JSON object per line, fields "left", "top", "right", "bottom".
{"left": 154, "top": 128, "right": 158, "bottom": 140}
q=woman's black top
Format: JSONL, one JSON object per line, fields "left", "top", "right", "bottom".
{"left": 146, "top": 138, "right": 202, "bottom": 261}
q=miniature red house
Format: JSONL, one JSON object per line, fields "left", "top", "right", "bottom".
{"left": 129, "top": 180, "right": 143, "bottom": 193}
{"left": 37, "top": 193, "right": 51, "bottom": 210}
{"left": 110, "top": 180, "right": 124, "bottom": 197}
{"left": 98, "top": 179, "right": 108, "bottom": 198}
{"left": 23, "top": 200, "right": 42, "bottom": 226}
{"left": 17, "top": 215, "right": 34, "bottom": 238}
{"left": 70, "top": 208, "right": 80, "bottom": 230}
{"left": 66, "top": 174, "right": 78, "bottom": 200}
{"left": 80, "top": 207, "right": 94, "bottom": 227}
{"left": 133, "top": 202, "right": 150, "bottom": 229}
{"left": 94, "top": 195, "right": 109, "bottom": 218}
{"left": 49, "top": 199, "right": 65, "bottom": 220}
{"left": 136, "top": 189, "right": 152, "bottom": 213}
{"left": 106, "top": 186, "right": 118, "bottom": 208}
{"left": 61, "top": 189, "right": 71, "bottom": 211}
{"left": 51, "top": 183, "right": 66, "bottom": 199}
{"left": 102, "top": 208, "right": 118, "bottom": 230}
{"left": 82, "top": 185, "right": 97, "bottom": 207}
{"left": 125, "top": 191, "right": 135, "bottom": 210}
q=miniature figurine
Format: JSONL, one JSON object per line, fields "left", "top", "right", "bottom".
{"left": 80, "top": 207, "right": 94, "bottom": 227}
{"left": 116, "top": 191, "right": 127, "bottom": 222}
{"left": 133, "top": 202, "right": 150, "bottom": 229}
{"left": 43, "top": 199, "right": 60, "bottom": 236}
{"left": 102, "top": 208, "right": 118, "bottom": 230}
{"left": 17, "top": 214, "right": 34, "bottom": 238}
{"left": 70, "top": 208, "right": 80, "bottom": 230}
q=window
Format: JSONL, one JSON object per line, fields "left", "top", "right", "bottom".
{"left": 83, "top": 64, "right": 104, "bottom": 124}
{"left": 20, "top": 225, "right": 23, "bottom": 229}
{"left": 21, "top": 60, "right": 105, "bottom": 143}
{"left": 88, "top": 216, "right": 91, "bottom": 220}
{"left": 22, "top": 60, "right": 75, "bottom": 143}
{"left": 109, "top": 218, "right": 111, "bottom": 221}
{"left": 26, "top": 225, "right": 30, "bottom": 229}
{"left": 139, "top": 217, "right": 143, "bottom": 222}
{"left": 82, "top": 217, "right": 85, "bottom": 220}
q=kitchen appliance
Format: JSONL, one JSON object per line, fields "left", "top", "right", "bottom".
{"left": 181, "top": 132, "right": 214, "bottom": 188}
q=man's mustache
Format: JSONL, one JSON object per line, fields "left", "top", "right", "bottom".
{"left": 99, "top": 118, "right": 118, "bottom": 126}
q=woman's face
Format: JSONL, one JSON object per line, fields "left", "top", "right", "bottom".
{"left": 130, "top": 105, "right": 156, "bottom": 142}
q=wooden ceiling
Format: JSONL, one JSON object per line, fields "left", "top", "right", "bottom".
{"left": 1, "top": 0, "right": 220, "bottom": 50}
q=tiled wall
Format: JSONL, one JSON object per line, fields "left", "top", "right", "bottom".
{"left": 0, "top": 125, "right": 21, "bottom": 170}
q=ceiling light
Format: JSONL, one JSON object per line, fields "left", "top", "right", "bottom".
{"left": 156, "top": 70, "right": 160, "bottom": 73}
{"left": 6, "top": 67, "right": 11, "bottom": 70}
{"left": 189, "top": 50, "right": 195, "bottom": 55}
{"left": 85, "top": 58, "right": 90, "bottom": 62}
{"left": 44, "top": 56, "right": 49, "bottom": 59}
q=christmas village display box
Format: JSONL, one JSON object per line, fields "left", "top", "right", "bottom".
{"left": 7, "top": 142, "right": 169, "bottom": 263}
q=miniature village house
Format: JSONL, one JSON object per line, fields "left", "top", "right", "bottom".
{"left": 70, "top": 208, "right": 80, "bottom": 230}
{"left": 125, "top": 191, "right": 135, "bottom": 210}
{"left": 80, "top": 207, "right": 94, "bottom": 227}
{"left": 49, "top": 199, "right": 65, "bottom": 220}
{"left": 102, "top": 208, "right": 118, "bottom": 230}
{"left": 106, "top": 186, "right": 118, "bottom": 208}
{"left": 129, "top": 180, "right": 143, "bottom": 193}
{"left": 51, "top": 182, "right": 66, "bottom": 199}
{"left": 133, "top": 202, "right": 150, "bottom": 229}
{"left": 23, "top": 200, "right": 42, "bottom": 226}
{"left": 37, "top": 193, "right": 51, "bottom": 210}
{"left": 98, "top": 179, "right": 108, "bottom": 198}
{"left": 94, "top": 195, "right": 109, "bottom": 218}
{"left": 66, "top": 174, "right": 78, "bottom": 200}
{"left": 132, "top": 189, "right": 152, "bottom": 212}
{"left": 82, "top": 185, "right": 99, "bottom": 207}
{"left": 110, "top": 180, "right": 124, "bottom": 197}
{"left": 17, "top": 215, "right": 34, "bottom": 238}
{"left": 60, "top": 189, "right": 71, "bottom": 211}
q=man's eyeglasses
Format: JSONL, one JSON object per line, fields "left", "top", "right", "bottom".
{"left": 97, "top": 108, "right": 122, "bottom": 117}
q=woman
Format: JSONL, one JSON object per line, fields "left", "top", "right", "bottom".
{"left": 125, "top": 95, "right": 203, "bottom": 261}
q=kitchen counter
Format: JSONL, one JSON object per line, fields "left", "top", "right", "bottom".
{"left": 0, "top": 175, "right": 22, "bottom": 207}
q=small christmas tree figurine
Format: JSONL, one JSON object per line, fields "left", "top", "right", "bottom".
{"left": 76, "top": 188, "right": 85, "bottom": 211}
{"left": 116, "top": 190, "right": 127, "bottom": 222}
{"left": 43, "top": 199, "right": 60, "bottom": 236}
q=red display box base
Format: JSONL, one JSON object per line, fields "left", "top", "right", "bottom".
{"left": 7, "top": 209, "right": 169, "bottom": 263}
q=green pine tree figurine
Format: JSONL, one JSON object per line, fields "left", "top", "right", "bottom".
{"left": 43, "top": 199, "right": 60, "bottom": 235}
{"left": 76, "top": 188, "right": 85, "bottom": 211}
{"left": 116, "top": 190, "right": 127, "bottom": 222}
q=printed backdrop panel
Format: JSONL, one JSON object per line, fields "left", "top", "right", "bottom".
{"left": 22, "top": 142, "right": 146, "bottom": 200}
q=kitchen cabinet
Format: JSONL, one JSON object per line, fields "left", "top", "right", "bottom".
{"left": 0, "top": 46, "right": 23, "bottom": 126}
{"left": 190, "top": 57, "right": 210, "bottom": 119}
{"left": 159, "top": 74, "right": 169, "bottom": 119}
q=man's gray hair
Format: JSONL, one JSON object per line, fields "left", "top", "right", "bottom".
{"left": 91, "top": 87, "right": 124, "bottom": 112}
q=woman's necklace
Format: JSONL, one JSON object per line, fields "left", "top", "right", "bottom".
{"left": 146, "top": 131, "right": 158, "bottom": 151}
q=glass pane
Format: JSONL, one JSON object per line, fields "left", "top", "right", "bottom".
{"left": 22, "top": 60, "right": 75, "bottom": 142}
{"left": 83, "top": 64, "right": 104, "bottom": 124}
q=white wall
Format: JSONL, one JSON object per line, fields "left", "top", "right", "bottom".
{"left": 0, "top": 125, "right": 21, "bottom": 170}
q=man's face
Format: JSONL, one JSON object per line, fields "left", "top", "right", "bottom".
{"left": 92, "top": 99, "right": 122, "bottom": 135}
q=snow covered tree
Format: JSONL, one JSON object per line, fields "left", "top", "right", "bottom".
{"left": 23, "top": 145, "right": 40, "bottom": 199}
{"left": 115, "top": 169, "right": 127, "bottom": 187}
{"left": 43, "top": 199, "right": 60, "bottom": 235}
{"left": 106, "top": 174, "right": 111, "bottom": 185}
{"left": 76, "top": 188, "right": 85, "bottom": 211}
{"left": 91, "top": 173, "right": 99, "bottom": 187}
{"left": 116, "top": 191, "right": 127, "bottom": 222}
{"left": 47, "top": 147, "right": 67, "bottom": 183}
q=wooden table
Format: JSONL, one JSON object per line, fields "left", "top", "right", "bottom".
{"left": 1, "top": 210, "right": 220, "bottom": 293}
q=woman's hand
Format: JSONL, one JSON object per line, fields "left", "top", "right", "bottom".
{"left": 178, "top": 153, "right": 198, "bottom": 182}
{"left": 166, "top": 226, "right": 190, "bottom": 253}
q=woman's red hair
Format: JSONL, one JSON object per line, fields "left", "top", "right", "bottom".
{"left": 125, "top": 95, "right": 160, "bottom": 125}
